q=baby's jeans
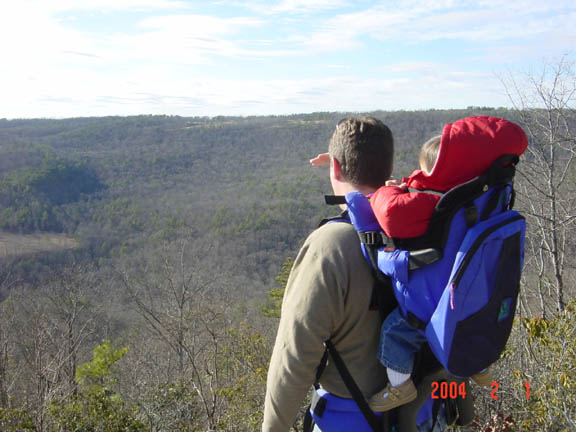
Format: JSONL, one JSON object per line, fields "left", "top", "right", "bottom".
{"left": 378, "top": 307, "right": 427, "bottom": 374}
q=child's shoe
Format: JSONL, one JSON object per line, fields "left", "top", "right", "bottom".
{"left": 368, "top": 379, "right": 417, "bottom": 412}
{"left": 471, "top": 367, "right": 493, "bottom": 387}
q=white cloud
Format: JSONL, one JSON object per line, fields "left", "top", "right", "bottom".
{"left": 31, "top": 0, "right": 190, "bottom": 13}
{"left": 221, "top": 0, "right": 350, "bottom": 15}
{"left": 102, "top": 14, "right": 267, "bottom": 64}
{"left": 137, "top": 14, "right": 263, "bottom": 34}
{"left": 295, "top": 0, "right": 576, "bottom": 52}
{"left": 270, "top": 0, "right": 350, "bottom": 14}
{"left": 0, "top": 4, "right": 273, "bottom": 82}
{"left": 0, "top": 5, "right": 90, "bottom": 70}
{"left": 380, "top": 62, "right": 446, "bottom": 74}
{"left": 0, "top": 66, "right": 507, "bottom": 118}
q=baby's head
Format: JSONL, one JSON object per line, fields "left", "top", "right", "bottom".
{"left": 419, "top": 135, "right": 441, "bottom": 174}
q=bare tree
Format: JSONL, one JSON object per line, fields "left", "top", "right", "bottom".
{"left": 6, "top": 264, "right": 99, "bottom": 431}
{"left": 500, "top": 55, "right": 576, "bottom": 316}
{"left": 117, "top": 235, "right": 237, "bottom": 431}
{"left": 0, "top": 300, "right": 15, "bottom": 408}
{"left": 0, "top": 262, "right": 20, "bottom": 409}
{"left": 43, "top": 264, "right": 100, "bottom": 395}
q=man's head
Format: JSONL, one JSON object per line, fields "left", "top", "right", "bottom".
{"left": 328, "top": 117, "right": 394, "bottom": 194}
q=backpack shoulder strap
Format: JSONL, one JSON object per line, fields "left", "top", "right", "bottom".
{"left": 407, "top": 188, "right": 445, "bottom": 197}
{"left": 324, "top": 340, "right": 388, "bottom": 432}
{"left": 324, "top": 195, "right": 347, "bottom": 205}
{"left": 318, "top": 210, "right": 350, "bottom": 227}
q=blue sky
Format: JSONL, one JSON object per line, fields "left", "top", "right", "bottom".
{"left": 1, "top": 0, "right": 574, "bottom": 118}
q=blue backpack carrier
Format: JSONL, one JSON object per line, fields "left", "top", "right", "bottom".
{"left": 305, "top": 155, "right": 525, "bottom": 432}
{"left": 345, "top": 154, "right": 525, "bottom": 378}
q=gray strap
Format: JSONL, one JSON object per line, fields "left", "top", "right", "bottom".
{"left": 407, "top": 188, "right": 444, "bottom": 197}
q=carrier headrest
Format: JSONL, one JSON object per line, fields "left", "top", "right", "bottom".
{"left": 435, "top": 154, "right": 518, "bottom": 212}
{"left": 407, "top": 116, "right": 528, "bottom": 192}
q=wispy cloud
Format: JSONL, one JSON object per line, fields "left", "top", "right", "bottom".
{"left": 295, "top": 0, "right": 576, "bottom": 51}
{"left": 137, "top": 14, "right": 263, "bottom": 34}
{"left": 380, "top": 62, "right": 446, "bottom": 74}
{"left": 267, "top": 0, "right": 350, "bottom": 14}
{"left": 2, "top": 67, "right": 503, "bottom": 118}
{"left": 36, "top": 0, "right": 191, "bottom": 13}
{"left": 0, "top": 4, "right": 273, "bottom": 77}
{"left": 104, "top": 14, "right": 268, "bottom": 64}
{"left": 60, "top": 50, "right": 102, "bottom": 59}
{"left": 219, "top": 0, "right": 350, "bottom": 15}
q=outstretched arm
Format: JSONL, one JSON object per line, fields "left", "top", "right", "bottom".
{"left": 310, "top": 152, "right": 330, "bottom": 167}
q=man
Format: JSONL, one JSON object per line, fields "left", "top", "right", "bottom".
{"left": 262, "top": 117, "right": 395, "bottom": 431}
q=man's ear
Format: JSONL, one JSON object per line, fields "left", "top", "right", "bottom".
{"left": 331, "top": 157, "right": 345, "bottom": 181}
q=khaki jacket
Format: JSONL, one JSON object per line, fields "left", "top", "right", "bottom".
{"left": 263, "top": 221, "right": 388, "bottom": 431}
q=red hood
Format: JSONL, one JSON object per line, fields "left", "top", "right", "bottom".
{"left": 406, "top": 116, "right": 528, "bottom": 192}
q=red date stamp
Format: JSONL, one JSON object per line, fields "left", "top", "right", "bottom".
{"left": 431, "top": 381, "right": 531, "bottom": 400}
{"left": 431, "top": 381, "right": 467, "bottom": 399}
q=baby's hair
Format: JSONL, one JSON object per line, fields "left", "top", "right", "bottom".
{"left": 419, "top": 135, "right": 441, "bottom": 174}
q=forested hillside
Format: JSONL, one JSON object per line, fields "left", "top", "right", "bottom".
{"left": 0, "top": 108, "right": 507, "bottom": 287}
{"left": 0, "top": 103, "right": 574, "bottom": 431}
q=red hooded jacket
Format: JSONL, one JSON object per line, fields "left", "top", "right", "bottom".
{"left": 370, "top": 116, "right": 528, "bottom": 239}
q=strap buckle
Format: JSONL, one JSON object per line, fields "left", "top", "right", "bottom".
{"left": 464, "top": 205, "right": 478, "bottom": 227}
{"left": 360, "top": 231, "right": 386, "bottom": 247}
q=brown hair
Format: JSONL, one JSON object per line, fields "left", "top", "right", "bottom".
{"left": 328, "top": 117, "right": 394, "bottom": 188}
{"left": 419, "top": 135, "right": 441, "bottom": 174}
